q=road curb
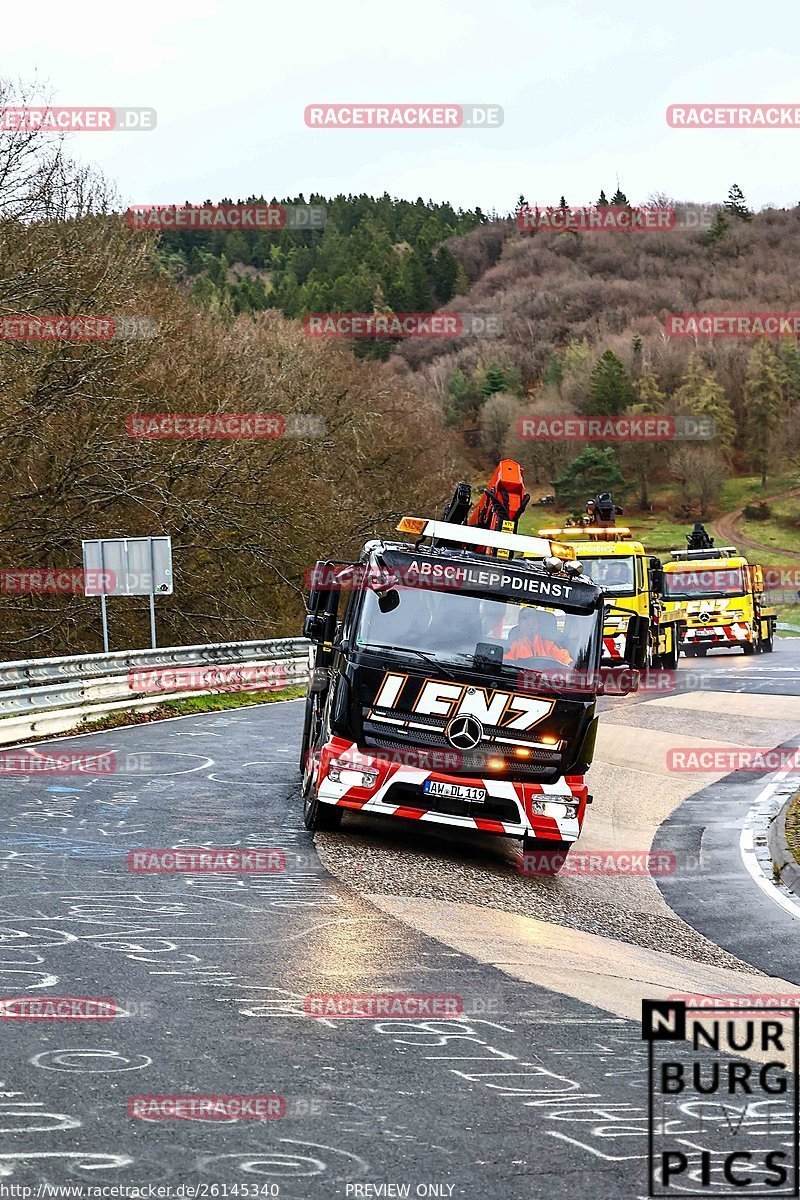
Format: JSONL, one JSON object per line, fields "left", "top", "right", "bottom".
{"left": 769, "top": 790, "right": 800, "bottom": 894}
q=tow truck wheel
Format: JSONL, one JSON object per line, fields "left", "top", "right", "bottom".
{"left": 762, "top": 626, "right": 775, "bottom": 653}
{"left": 303, "top": 792, "right": 343, "bottom": 831}
{"left": 299, "top": 693, "right": 317, "bottom": 773}
{"left": 301, "top": 758, "right": 343, "bottom": 832}
{"left": 743, "top": 642, "right": 757, "bottom": 656}
{"left": 300, "top": 701, "right": 343, "bottom": 831}
{"left": 657, "top": 640, "right": 679, "bottom": 671}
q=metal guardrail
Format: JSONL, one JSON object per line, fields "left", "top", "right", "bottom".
{"left": 0, "top": 638, "right": 309, "bottom": 689}
{"left": 0, "top": 638, "right": 311, "bottom": 729}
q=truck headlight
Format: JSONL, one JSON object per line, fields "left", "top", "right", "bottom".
{"left": 327, "top": 756, "right": 379, "bottom": 789}
{"left": 531, "top": 799, "right": 579, "bottom": 819}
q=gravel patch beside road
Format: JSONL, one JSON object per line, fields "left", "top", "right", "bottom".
{"left": 314, "top": 817, "right": 756, "bottom": 972}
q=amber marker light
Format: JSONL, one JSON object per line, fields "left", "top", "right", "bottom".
{"left": 396, "top": 517, "right": 427, "bottom": 535}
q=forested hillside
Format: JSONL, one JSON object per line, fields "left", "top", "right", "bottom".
{"left": 0, "top": 84, "right": 459, "bottom": 657}
{"left": 159, "top": 194, "right": 486, "bottom": 358}
{"left": 388, "top": 191, "right": 800, "bottom": 514}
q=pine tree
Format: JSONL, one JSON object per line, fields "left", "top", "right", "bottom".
{"left": 724, "top": 183, "right": 753, "bottom": 222}
{"left": 701, "top": 210, "right": 730, "bottom": 247}
{"left": 673, "top": 353, "right": 736, "bottom": 454}
{"left": 431, "top": 245, "right": 459, "bottom": 304}
{"left": 559, "top": 195, "right": 567, "bottom": 209}
{"left": 780, "top": 343, "right": 800, "bottom": 410}
{"left": 586, "top": 350, "right": 635, "bottom": 416}
{"left": 744, "top": 340, "right": 784, "bottom": 485}
{"left": 624, "top": 365, "right": 667, "bottom": 507}
{"left": 481, "top": 363, "right": 507, "bottom": 398}
{"left": 554, "top": 447, "right": 627, "bottom": 510}
{"left": 445, "top": 368, "right": 481, "bottom": 426}
{"left": 453, "top": 263, "right": 469, "bottom": 297}
{"left": 597, "top": 190, "right": 609, "bottom": 207}
{"left": 611, "top": 187, "right": 628, "bottom": 206}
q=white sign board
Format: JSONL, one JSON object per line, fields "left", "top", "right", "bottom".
{"left": 82, "top": 537, "right": 173, "bottom": 597}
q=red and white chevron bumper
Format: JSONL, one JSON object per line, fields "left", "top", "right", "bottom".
{"left": 682, "top": 622, "right": 752, "bottom": 646}
{"left": 311, "top": 736, "right": 588, "bottom": 842}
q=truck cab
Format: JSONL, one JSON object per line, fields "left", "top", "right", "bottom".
{"left": 300, "top": 516, "right": 648, "bottom": 858}
{"left": 537, "top": 524, "right": 683, "bottom": 669}
{"left": 662, "top": 546, "right": 777, "bottom": 656}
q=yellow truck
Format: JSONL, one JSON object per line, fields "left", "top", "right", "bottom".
{"left": 537, "top": 521, "right": 684, "bottom": 669}
{"left": 661, "top": 543, "right": 777, "bottom": 656}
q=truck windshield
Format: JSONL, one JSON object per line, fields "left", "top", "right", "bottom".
{"left": 354, "top": 587, "right": 600, "bottom": 676}
{"left": 576, "top": 554, "right": 635, "bottom": 595}
{"left": 663, "top": 567, "right": 744, "bottom": 599}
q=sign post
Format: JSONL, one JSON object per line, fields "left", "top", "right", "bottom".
{"left": 82, "top": 537, "right": 173, "bottom": 651}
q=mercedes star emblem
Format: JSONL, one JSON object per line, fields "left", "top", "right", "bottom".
{"left": 445, "top": 714, "right": 484, "bottom": 750}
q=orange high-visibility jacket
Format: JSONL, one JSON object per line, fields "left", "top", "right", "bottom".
{"left": 506, "top": 634, "right": 571, "bottom": 666}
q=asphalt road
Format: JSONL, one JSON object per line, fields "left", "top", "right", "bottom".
{"left": 0, "top": 641, "right": 798, "bottom": 1197}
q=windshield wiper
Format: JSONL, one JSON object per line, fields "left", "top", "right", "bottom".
{"left": 358, "top": 643, "right": 458, "bottom": 680}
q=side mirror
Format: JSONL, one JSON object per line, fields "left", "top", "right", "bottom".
{"left": 303, "top": 614, "right": 327, "bottom": 642}
{"left": 378, "top": 589, "right": 400, "bottom": 613}
{"left": 623, "top": 613, "right": 650, "bottom": 668}
{"left": 305, "top": 559, "right": 354, "bottom": 660}
{"left": 599, "top": 666, "right": 640, "bottom": 696}
{"left": 649, "top": 565, "right": 664, "bottom": 593}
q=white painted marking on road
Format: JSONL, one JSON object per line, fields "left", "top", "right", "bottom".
{"left": 739, "top": 769, "right": 800, "bottom": 921}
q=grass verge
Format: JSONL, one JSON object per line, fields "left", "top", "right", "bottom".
{"left": 56, "top": 685, "right": 307, "bottom": 737}
{"left": 784, "top": 793, "right": 800, "bottom": 867}
{"left": 0, "top": 685, "right": 306, "bottom": 748}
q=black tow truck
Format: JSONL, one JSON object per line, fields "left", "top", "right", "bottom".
{"left": 299, "top": 505, "right": 648, "bottom": 859}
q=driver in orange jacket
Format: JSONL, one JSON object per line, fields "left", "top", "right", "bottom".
{"left": 506, "top": 606, "right": 572, "bottom": 665}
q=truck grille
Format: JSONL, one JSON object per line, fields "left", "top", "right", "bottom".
{"left": 362, "top": 730, "right": 561, "bottom": 780}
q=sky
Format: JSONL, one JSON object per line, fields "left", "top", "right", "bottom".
{"left": 4, "top": 0, "right": 799, "bottom": 213}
